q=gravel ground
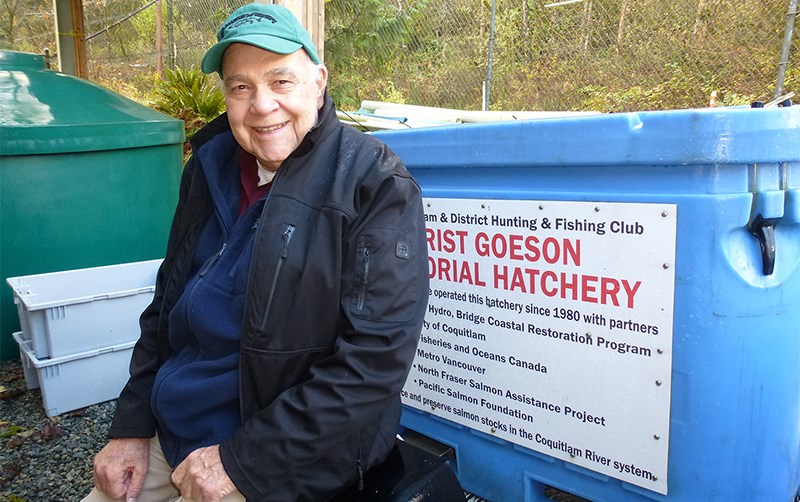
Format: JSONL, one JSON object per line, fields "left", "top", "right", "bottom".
{"left": 0, "top": 358, "right": 114, "bottom": 502}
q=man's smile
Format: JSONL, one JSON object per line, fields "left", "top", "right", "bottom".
{"left": 253, "top": 121, "right": 288, "bottom": 133}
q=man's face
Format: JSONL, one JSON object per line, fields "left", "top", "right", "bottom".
{"left": 221, "top": 43, "right": 327, "bottom": 171}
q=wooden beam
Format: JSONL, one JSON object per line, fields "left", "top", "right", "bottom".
{"left": 53, "top": 0, "right": 88, "bottom": 78}
{"left": 273, "top": 0, "right": 325, "bottom": 63}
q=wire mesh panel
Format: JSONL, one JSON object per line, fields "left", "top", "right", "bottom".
{"left": 81, "top": 0, "right": 252, "bottom": 100}
{"left": 326, "top": 0, "right": 489, "bottom": 109}
{"left": 1, "top": 0, "right": 797, "bottom": 111}
{"left": 327, "top": 0, "right": 798, "bottom": 111}
{"left": 1, "top": 0, "right": 56, "bottom": 63}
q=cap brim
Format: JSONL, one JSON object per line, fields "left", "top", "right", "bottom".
{"left": 201, "top": 34, "right": 304, "bottom": 75}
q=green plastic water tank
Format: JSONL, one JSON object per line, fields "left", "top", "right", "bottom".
{"left": 0, "top": 51, "right": 184, "bottom": 360}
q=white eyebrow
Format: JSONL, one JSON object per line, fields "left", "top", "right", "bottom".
{"left": 266, "top": 67, "right": 298, "bottom": 78}
{"left": 223, "top": 67, "right": 302, "bottom": 85}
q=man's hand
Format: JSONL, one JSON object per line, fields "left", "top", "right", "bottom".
{"left": 171, "top": 445, "right": 236, "bottom": 502}
{"left": 93, "top": 437, "right": 151, "bottom": 501}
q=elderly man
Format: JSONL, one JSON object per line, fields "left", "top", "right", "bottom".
{"left": 83, "top": 3, "right": 428, "bottom": 501}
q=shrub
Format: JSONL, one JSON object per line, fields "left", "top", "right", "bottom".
{"left": 151, "top": 66, "right": 225, "bottom": 141}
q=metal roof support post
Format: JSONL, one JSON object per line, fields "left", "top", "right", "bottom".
{"left": 167, "top": 0, "right": 175, "bottom": 69}
{"left": 775, "top": 0, "right": 798, "bottom": 98}
{"left": 483, "top": 0, "right": 496, "bottom": 111}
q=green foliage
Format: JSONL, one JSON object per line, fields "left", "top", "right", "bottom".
{"left": 326, "top": 0, "right": 436, "bottom": 109}
{"left": 88, "top": 0, "right": 152, "bottom": 60}
{"left": 0, "top": 0, "right": 51, "bottom": 52}
{"left": 151, "top": 66, "right": 225, "bottom": 140}
{"left": 130, "top": 3, "right": 157, "bottom": 45}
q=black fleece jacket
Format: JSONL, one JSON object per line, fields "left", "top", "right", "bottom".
{"left": 109, "top": 95, "right": 429, "bottom": 501}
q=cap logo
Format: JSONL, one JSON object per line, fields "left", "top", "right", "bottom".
{"left": 219, "top": 12, "right": 277, "bottom": 39}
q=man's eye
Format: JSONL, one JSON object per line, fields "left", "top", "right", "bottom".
{"left": 227, "top": 84, "right": 248, "bottom": 93}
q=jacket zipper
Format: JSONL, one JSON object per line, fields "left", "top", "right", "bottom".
{"left": 259, "top": 224, "right": 295, "bottom": 328}
{"left": 228, "top": 218, "right": 261, "bottom": 278}
{"left": 356, "top": 247, "right": 371, "bottom": 311}
{"left": 357, "top": 448, "right": 365, "bottom": 491}
{"left": 197, "top": 201, "right": 232, "bottom": 279}
{"left": 198, "top": 242, "right": 227, "bottom": 278}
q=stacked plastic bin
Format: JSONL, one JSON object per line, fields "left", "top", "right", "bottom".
{"left": 7, "top": 260, "right": 161, "bottom": 416}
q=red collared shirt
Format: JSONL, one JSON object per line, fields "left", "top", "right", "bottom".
{"left": 239, "top": 150, "right": 272, "bottom": 217}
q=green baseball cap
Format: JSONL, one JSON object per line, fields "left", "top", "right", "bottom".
{"left": 201, "top": 3, "right": 320, "bottom": 76}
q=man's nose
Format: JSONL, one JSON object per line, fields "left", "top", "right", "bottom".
{"left": 251, "top": 87, "right": 279, "bottom": 114}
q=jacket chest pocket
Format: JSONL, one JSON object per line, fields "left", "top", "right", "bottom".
{"left": 258, "top": 224, "right": 296, "bottom": 330}
{"left": 245, "top": 219, "right": 342, "bottom": 353}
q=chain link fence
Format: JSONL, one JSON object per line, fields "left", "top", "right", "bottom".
{"left": 2, "top": 1, "right": 55, "bottom": 62}
{"left": 327, "top": 0, "right": 798, "bottom": 111}
{"left": 81, "top": 0, "right": 248, "bottom": 99}
{"left": 3, "top": 0, "right": 798, "bottom": 112}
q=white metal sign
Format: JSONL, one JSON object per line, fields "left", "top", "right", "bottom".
{"left": 402, "top": 198, "right": 677, "bottom": 494}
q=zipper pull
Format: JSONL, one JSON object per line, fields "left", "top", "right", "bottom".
{"left": 356, "top": 247, "right": 371, "bottom": 311}
{"left": 280, "top": 226, "right": 295, "bottom": 258}
{"left": 357, "top": 458, "right": 364, "bottom": 491}
{"left": 361, "top": 248, "right": 370, "bottom": 284}
{"left": 199, "top": 242, "right": 226, "bottom": 277}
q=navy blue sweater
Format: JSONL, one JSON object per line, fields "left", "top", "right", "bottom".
{"left": 151, "top": 132, "right": 259, "bottom": 466}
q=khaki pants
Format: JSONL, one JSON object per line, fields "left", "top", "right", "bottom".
{"left": 82, "top": 437, "right": 245, "bottom": 502}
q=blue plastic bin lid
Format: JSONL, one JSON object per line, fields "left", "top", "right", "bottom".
{"left": 375, "top": 105, "right": 800, "bottom": 167}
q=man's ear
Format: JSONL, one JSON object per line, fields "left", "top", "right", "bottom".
{"left": 315, "top": 65, "right": 329, "bottom": 96}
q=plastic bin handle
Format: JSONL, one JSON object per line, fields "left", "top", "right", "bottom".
{"left": 748, "top": 214, "right": 777, "bottom": 275}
